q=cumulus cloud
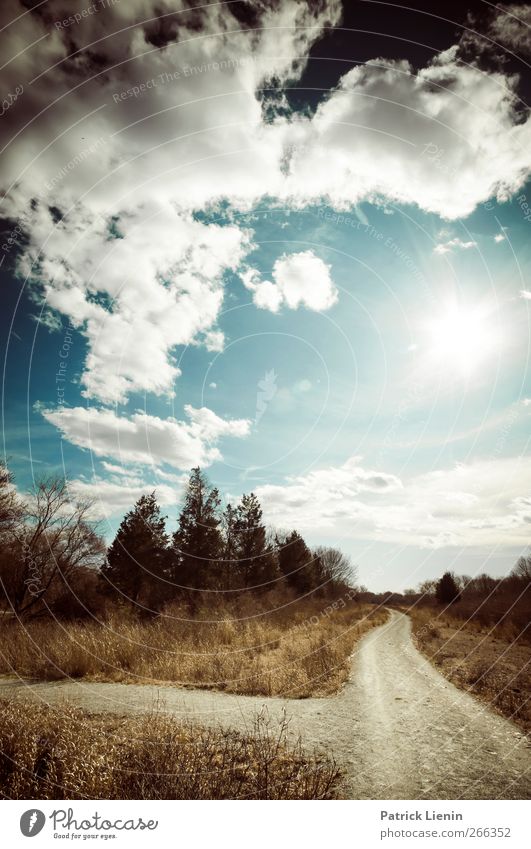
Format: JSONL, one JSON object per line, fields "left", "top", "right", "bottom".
{"left": 3, "top": 0, "right": 531, "bottom": 481}
{"left": 255, "top": 454, "right": 531, "bottom": 548}
{"left": 18, "top": 203, "right": 250, "bottom": 404}
{"left": 243, "top": 250, "right": 337, "bottom": 313}
{"left": 520, "top": 289, "right": 531, "bottom": 300}
{"left": 282, "top": 52, "right": 531, "bottom": 218}
{"left": 2, "top": 1, "right": 530, "bottom": 223}
{"left": 42, "top": 404, "right": 251, "bottom": 469}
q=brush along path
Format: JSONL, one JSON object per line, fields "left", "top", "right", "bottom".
{"left": 0, "top": 610, "right": 529, "bottom": 799}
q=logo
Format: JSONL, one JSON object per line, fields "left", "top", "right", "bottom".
{"left": 20, "top": 810, "right": 46, "bottom": 837}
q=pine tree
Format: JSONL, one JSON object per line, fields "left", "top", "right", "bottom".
{"left": 103, "top": 493, "right": 169, "bottom": 606}
{"left": 172, "top": 467, "right": 222, "bottom": 590}
{"left": 220, "top": 503, "right": 238, "bottom": 590}
{"left": 276, "top": 530, "right": 317, "bottom": 594}
{"left": 233, "top": 493, "right": 278, "bottom": 589}
{"left": 435, "top": 571, "right": 461, "bottom": 604}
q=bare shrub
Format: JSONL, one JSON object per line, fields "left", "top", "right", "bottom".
{"left": 0, "top": 700, "right": 341, "bottom": 799}
{"left": 0, "top": 601, "right": 387, "bottom": 698}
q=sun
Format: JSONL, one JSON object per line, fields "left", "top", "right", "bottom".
{"left": 422, "top": 300, "right": 500, "bottom": 378}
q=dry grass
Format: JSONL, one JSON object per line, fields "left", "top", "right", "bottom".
{"left": 0, "top": 699, "right": 341, "bottom": 799}
{"left": 0, "top": 599, "right": 387, "bottom": 698}
{"left": 409, "top": 606, "right": 531, "bottom": 733}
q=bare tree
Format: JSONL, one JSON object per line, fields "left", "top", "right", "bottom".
{"left": 417, "top": 579, "right": 437, "bottom": 598}
{"left": 313, "top": 546, "right": 357, "bottom": 591}
{"left": 0, "top": 463, "right": 24, "bottom": 539}
{"left": 1, "top": 477, "right": 104, "bottom": 618}
{"left": 512, "top": 555, "right": 531, "bottom": 583}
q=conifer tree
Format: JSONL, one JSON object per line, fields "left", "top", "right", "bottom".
{"left": 103, "top": 493, "right": 168, "bottom": 605}
{"left": 435, "top": 571, "right": 461, "bottom": 604}
{"left": 220, "top": 502, "right": 238, "bottom": 590}
{"left": 172, "top": 467, "right": 222, "bottom": 590}
{"left": 233, "top": 493, "right": 278, "bottom": 589}
{"left": 276, "top": 529, "right": 317, "bottom": 594}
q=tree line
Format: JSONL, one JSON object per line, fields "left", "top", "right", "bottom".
{"left": 0, "top": 464, "right": 357, "bottom": 619}
{"left": 103, "top": 467, "right": 356, "bottom": 609}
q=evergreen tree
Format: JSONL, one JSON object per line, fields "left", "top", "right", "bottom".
{"left": 435, "top": 571, "right": 461, "bottom": 604}
{"left": 276, "top": 530, "right": 317, "bottom": 594}
{"left": 220, "top": 503, "right": 238, "bottom": 590}
{"left": 103, "top": 493, "right": 169, "bottom": 606}
{"left": 233, "top": 493, "right": 278, "bottom": 589}
{"left": 172, "top": 467, "right": 222, "bottom": 590}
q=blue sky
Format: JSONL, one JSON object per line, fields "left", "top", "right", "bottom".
{"left": 1, "top": 0, "right": 531, "bottom": 591}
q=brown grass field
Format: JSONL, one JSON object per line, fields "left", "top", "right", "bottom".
{"left": 0, "top": 599, "right": 387, "bottom": 698}
{"left": 0, "top": 699, "right": 341, "bottom": 799}
{"left": 409, "top": 606, "right": 530, "bottom": 733}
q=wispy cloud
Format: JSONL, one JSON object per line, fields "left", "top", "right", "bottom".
{"left": 433, "top": 237, "right": 477, "bottom": 255}
{"left": 255, "top": 454, "right": 531, "bottom": 549}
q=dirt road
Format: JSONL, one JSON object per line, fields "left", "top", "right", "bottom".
{"left": 0, "top": 610, "right": 529, "bottom": 798}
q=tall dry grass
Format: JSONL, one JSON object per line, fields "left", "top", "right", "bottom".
{"left": 0, "top": 699, "right": 341, "bottom": 799}
{"left": 0, "top": 599, "right": 387, "bottom": 698}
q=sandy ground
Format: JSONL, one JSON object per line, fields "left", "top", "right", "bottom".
{"left": 0, "top": 610, "right": 529, "bottom": 799}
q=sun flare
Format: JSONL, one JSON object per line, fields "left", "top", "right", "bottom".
{"left": 423, "top": 301, "right": 501, "bottom": 378}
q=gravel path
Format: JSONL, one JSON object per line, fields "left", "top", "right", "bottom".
{"left": 0, "top": 610, "right": 529, "bottom": 799}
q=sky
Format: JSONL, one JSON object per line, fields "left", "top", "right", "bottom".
{"left": 1, "top": 0, "right": 531, "bottom": 592}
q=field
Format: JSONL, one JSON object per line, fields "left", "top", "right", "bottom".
{"left": 0, "top": 699, "right": 340, "bottom": 799}
{"left": 409, "top": 605, "right": 530, "bottom": 733}
{"left": 0, "top": 598, "right": 387, "bottom": 698}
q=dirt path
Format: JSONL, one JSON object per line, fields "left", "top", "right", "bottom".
{"left": 0, "top": 610, "right": 529, "bottom": 799}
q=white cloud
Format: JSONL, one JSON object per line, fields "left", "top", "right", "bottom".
{"left": 519, "top": 289, "right": 531, "bottom": 300}
{"left": 19, "top": 204, "right": 250, "bottom": 404}
{"left": 433, "top": 237, "right": 477, "bottom": 255}
{"left": 69, "top": 477, "right": 180, "bottom": 520}
{"left": 4, "top": 0, "right": 531, "bottom": 472}
{"left": 42, "top": 404, "right": 250, "bottom": 469}
{"left": 255, "top": 455, "right": 403, "bottom": 528}
{"left": 494, "top": 232, "right": 506, "bottom": 243}
{"left": 281, "top": 53, "right": 531, "bottom": 219}
{"left": 203, "top": 330, "right": 225, "bottom": 353}
{"left": 3, "top": 1, "right": 529, "bottom": 228}
{"left": 253, "top": 280, "right": 285, "bottom": 313}
{"left": 244, "top": 250, "right": 337, "bottom": 313}
{"left": 255, "top": 454, "right": 531, "bottom": 548}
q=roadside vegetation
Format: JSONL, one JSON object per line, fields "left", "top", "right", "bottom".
{"left": 0, "top": 597, "right": 386, "bottom": 697}
{"left": 0, "top": 462, "right": 385, "bottom": 697}
{"left": 406, "top": 566, "right": 531, "bottom": 733}
{"left": 0, "top": 699, "right": 341, "bottom": 799}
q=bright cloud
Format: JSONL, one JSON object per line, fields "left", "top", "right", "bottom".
{"left": 3, "top": 0, "right": 531, "bottom": 418}
{"left": 433, "top": 237, "right": 477, "bottom": 255}
{"left": 69, "top": 476, "right": 181, "bottom": 520}
{"left": 255, "top": 454, "right": 531, "bottom": 548}
{"left": 19, "top": 203, "right": 250, "bottom": 404}
{"left": 42, "top": 404, "right": 251, "bottom": 469}
{"left": 243, "top": 250, "right": 338, "bottom": 313}
{"left": 282, "top": 51, "right": 531, "bottom": 219}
